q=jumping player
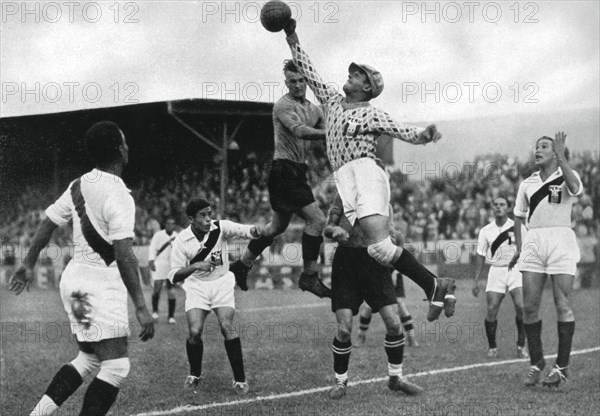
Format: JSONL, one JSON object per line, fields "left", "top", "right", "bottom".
{"left": 324, "top": 192, "right": 422, "bottom": 399}
{"left": 10, "top": 121, "right": 154, "bottom": 416}
{"left": 472, "top": 197, "right": 528, "bottom": 359}
{"left": 149, "top": 217, "right": 178, "bottom": 323}
{"left": 281, "top": 19, "right": 456, "bottom": 321}
{"left": 168, "top": 199, "right": 263, "bottom": 395}
{"left": 230, "top": 59, "right": 331, "bottom": 299}
{"left": 509, "top": 132, "right": 583, "bottom": 388}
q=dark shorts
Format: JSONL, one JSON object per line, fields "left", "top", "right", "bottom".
{"left": 268, "top": 159, "right": 315, "bottom": 213}
{"left": 394, "top": 273, "right": 405, "bottom": 298}
{"left": 331, "top": 246, "right": 397, "bottom": 315}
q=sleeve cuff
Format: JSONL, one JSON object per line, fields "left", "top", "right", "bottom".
{"left": 45, "top": 208, "right": 68, "bottom": 227}
{"left": 286, "top": 32, "right": 299, "bottom": 46}
{"left": 108, "top": 232, "right": 135, "bottom": 242}
{"left": 513, "top": 209, "right": 527, "bottom": 218}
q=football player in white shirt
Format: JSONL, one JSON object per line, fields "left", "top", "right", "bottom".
{"left": 472, "top": 197, "right": 527, "bottom": 359}
{"left": 168, "top": 199, "right": 263, "bottom": 395}
{"left": 10, "top": 121, "right": 154, "bottom": 416}
{"left": 148, "top": 217, "right": 178, "bottom": 323}
{"left": 509, "top": 132, "right": 583, "bottom": 388}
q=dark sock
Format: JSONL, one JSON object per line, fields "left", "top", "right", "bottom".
{"left": 45, "top": 364, "right": 83, "bottom": 406}
{"left": 516, "top": 317, "right": 525, "bottom": 347}
{"left": 384, "top": 333, "right": 405, "bottom": 365}
{"left": 151, "top": 293, "right": 159, "bottom": 313}
{"left": 393, "top": 250, "right": 436, "bottom": 299}
{"left": 524, "top": 320, "right": 544, "bottom": 368}
{"left": 224, "top": 337, "right": 246, "bottom": 382}
{"left": 359, "top": 315, "right": 371, "bottom": 332}
{"left": 78, "top": 378, "right": 119, "bottom": 416}
{"left": 168, "top": 299, "right": 176, "bottom": 319}
{"left": 556, "top": 321, "right": 575, "bottom": 368}
{"left": 485, "top": 319, "right": 498, "bottom": 349}
{"left": 302, "top": 233, "right": 323, "bottom": 263}
{"left": 186, "top": 339, "right": 204, "bottom": 377}
{"left": 247, "top": 235, "right": 274, "bottom": 257}
{"left": 401, "top": 315, "right": 414, "bottom": 332}
{"left": 332, "top": 337, "right": 352, "bottom": 375}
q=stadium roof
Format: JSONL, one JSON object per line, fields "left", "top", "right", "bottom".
{"left": 169, "top": 99, "right": 273, "bottom": 117}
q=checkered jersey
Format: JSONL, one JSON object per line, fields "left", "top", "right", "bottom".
{"left": 286, "top": 33, "right": 429, "bottom": 172}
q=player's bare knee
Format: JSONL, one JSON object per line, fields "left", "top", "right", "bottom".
{"left": 556, "top": 303, "right": 573, "bottom": 321}
{"left": 308, "top": 214, "right": 326, "bottom": 234}
{"left": 220, "top": 321, "right": 237, "bottom": 339}
{"left": 167, "top": 289, "right": 176, "bottom": 299}
{"left": 70, "top": 351, "right": 100, "bottom": 378}
{"left": 336, "top": 326, "right": 352, "bottom": 343}
{"left": 97, "top": 358, "right": 130, "bottom": 388}
{"left": 367, "top": 238, "right": 397, "bottom": 267}
{"left": 188, "top": 329, "right": 203, "bottom": 344}
{"left": 385, "top": 323, "right": 402, "bottom": 337}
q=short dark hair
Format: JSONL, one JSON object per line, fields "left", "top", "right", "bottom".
{"left": 283, "top": 59, "right": 299, "bottom": 74}
{"left": 85, "top": 121, "right": 123, "bottom": 167}
{"left": 186, "top": 199, "right": 210, "bottom": 218}
{"left": 535, "top": 136, "right": 570, "bottom": 161}
{"left": 494, "top": 196, "right": 510, "bottom": 207}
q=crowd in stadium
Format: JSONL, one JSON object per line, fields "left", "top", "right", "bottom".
{"left": 2, "top": 150, "right": 598, "bottom": 250}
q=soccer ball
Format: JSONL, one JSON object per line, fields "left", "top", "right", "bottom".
{"left": 260, "top": 1, "right": 292, "bottom": 33}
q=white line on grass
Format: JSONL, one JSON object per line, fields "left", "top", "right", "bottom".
{"left": 240, "top": 302, "right": 327, "bottom": 313}
{"left": 133, "top": 346, "right": 600, "bottom": 416}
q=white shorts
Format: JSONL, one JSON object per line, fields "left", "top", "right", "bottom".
{"left": 520, "top": 227, "right": 580, "bottom": 276}
{"left": 60, "top": 262, "right": 130, "bottom": 342}
{"left": 151, "top": 262, "right": 170, "bottom": 281}
{"left": 486, "top": 266, "right": 522, "bottom": 294}
{"left": 183, "top": 271, "right": 236, "bottom": 312}
{"left": 333, "top": 158, "right": 390, "bottom": 225}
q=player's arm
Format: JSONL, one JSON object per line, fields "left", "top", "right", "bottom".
{"left": 9, "top": 218, "right": 58, "bottom": 295}
{"left": 220, "top": 220, "right": 263, "bottom": 240}
{"left": 148, "top": 233, "right": 158, "bottom": 271}
{"left": 169, "top": 239, "right": 216, "bottom": 284}
{"left": 324, "top": 195, "right": 348, "bottom": 242}
{"left": 284, "top": 19, "right": 338, "bottom": 105}
{"left": 274, "top": 101, "right": 325, "bottom": 141}
{"left": 508, "top": 216, "right": 525, "bottom": 271}
{"left": 554, "top": 132, "right": 583, "bottom": 195}
{"left": 114, "top": 238, "right": 154, "bottom": 341}
{"left": 472, "top": 230, "right": 488, "bottom": 296}
{"left": 369, "top": 108, "right": 441, "bottom": 145}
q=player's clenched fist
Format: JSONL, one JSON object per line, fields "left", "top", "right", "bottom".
{"left": 419, "top": 124, "right": 442, "bottom": 143}
{"left": 284, "top": 18, "right": 296, "bottom": 37}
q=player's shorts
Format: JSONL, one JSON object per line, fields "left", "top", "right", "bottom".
{"left": 331, "top": 246, "right": 397, "bottom": 315}
{"left": 485, "top": 266, "right": 522, "bottom": 294}
{"left": 333, "top": 158, "right": 390, "bottom": 225}
{"left": 520, "top": 227, "right": 580, "bottom": 276}
{"left": 60, "top": 261, "right": 130, "bottom": 342}
{"left": 394, "top": 273, "right": 406, "bottom": 298}
{"left": 268, "top": 159, "right": 315, "bottom": 213}
{"left": 183, "top": 271, "right": 236, "bottom": 312}
{"left": 151, "top": 261, "right": 171, "bottom": 282}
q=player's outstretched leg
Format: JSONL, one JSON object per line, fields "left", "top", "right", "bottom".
{"left": 297, "top": 204, "right": 331, "bottom": 299}
{"left": 29, "top": 350, "right": 99, "bottom": 415}
{"left": 329, "top": 309, "right": 353, "bottom": 400}
{"left": 366, "top": 235, "right": 456, "bottom": 321}
{"left": 379, "top": 304, "right": 423, "bottom": 395}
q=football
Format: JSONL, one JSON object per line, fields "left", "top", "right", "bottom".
{"left": 260, "top": 1, "right": 292, "bottom": 33}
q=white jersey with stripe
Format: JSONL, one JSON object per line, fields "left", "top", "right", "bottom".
{"left": 45, "top": 169, "right": 135, "bottom": 267}
{"left": 168, "top": 220, "right": 255, "bottom": 283}
{"left": 514, "top": 168, "right": 583, "bottom": 229}
{"left": 286, "top": 33, "right": 431, "bottom": 172}
{"left": 148, "top": 229, "right": 178, "bottom": 265}
{"left": 476, "top": 218, "right": 521, "bottom": 267}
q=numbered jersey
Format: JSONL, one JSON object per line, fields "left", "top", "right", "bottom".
{"left": 514, "top": 168, "right": 583, "bottom": 229}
